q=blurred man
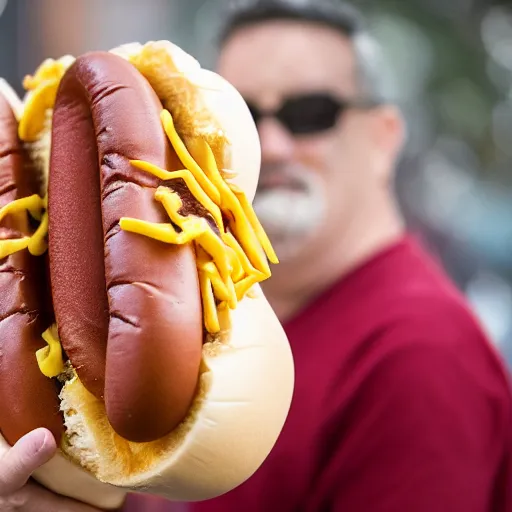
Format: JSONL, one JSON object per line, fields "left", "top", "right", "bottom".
{"left": 189, "top": 1, "right": 512, "bottom": 511}
{"left": 133, "top": 1, "right": 512, "bottom": 510}
{"left": 1, "top": 1, "right": 511, "bottom": 511}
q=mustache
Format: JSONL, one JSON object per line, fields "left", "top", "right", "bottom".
{"left": 256, "top": 164, "right": 313, "bottom": 192}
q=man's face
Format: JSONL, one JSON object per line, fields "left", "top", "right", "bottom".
{"left": 218, "top": 20, "right": 400, "bottom": 261}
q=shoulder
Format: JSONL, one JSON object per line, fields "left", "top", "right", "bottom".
{"left": 319, "top": 295, "right": 512, "bottom": 464}
{"left": 382, "top": 287, "right": 498, "bottom": 365}
{"left": 312, "top": 298, "right": 512, "bottom": 512}
{"left": 326, "top": 289, "right": 512, "bottom": 428}
{"left": 379, "top": 289, "right": 509, "bottom": 396}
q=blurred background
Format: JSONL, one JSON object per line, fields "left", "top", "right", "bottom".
{"left": 1, "top": 0, "right": 512, "bottom": 365}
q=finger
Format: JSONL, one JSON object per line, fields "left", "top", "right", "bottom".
{"left": 0, "top": 428, "right": 56, "bottom": 495}
{"left": 3, "top": 479, "right": 108, "bottom": 511}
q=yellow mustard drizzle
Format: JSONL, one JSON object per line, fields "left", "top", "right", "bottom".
{"left": 0, "top": 194, "right": 48, "bottom": 259}
{"left": 120, "top": 109, "right": 278, "bottom": 334}
{"left": 36, "top": 324, "right": 65, "bottom": 378}
{"left": 0, "top": 57, "right": 70, "bottom": 262}
{"left": 19, "top": 57, "right": 73, "bottom": 142}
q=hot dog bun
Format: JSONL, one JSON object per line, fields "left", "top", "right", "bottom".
{"left": 0, "top": 41, "right": 294, "bottom": 509}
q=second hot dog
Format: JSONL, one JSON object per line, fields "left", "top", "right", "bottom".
{"left": 0, "top": 81, "right": 63, "bottom": 446}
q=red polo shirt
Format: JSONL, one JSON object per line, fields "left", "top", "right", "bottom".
{"left": 123, "top": 235, "right": 512, "bottom": 512}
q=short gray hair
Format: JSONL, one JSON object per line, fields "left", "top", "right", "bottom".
{"left": 217, "top": 0, "right": 388, "bottom": 102}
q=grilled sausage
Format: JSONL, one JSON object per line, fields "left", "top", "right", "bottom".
{"left": 48, "top": 52, "right": 204, "bottom": 442}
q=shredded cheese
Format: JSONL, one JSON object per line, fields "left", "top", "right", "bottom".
{"left": 120, "top": 109, "right": 278, "bottom": 334}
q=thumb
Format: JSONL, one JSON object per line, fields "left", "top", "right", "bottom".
{"left": 0, "top": 428, "right": 56, "bottom": 495}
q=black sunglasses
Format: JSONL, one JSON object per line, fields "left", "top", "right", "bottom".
{"left": 245, "top": 93, "right": 379, "bottom": 135}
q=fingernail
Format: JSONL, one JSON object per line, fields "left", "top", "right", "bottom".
{"left": 31, "top": 429, "right": 55, "bottom": 458}
{"left": 35, "top": 430, "right": 49, "bottom": 454}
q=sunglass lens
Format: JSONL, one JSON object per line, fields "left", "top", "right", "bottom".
{"left": 280, "top": 95, "right": 342, "bottom": 134}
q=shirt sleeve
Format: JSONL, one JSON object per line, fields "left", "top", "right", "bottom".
{"left": 313, "top": 324, "right": 511, "bottom": 512}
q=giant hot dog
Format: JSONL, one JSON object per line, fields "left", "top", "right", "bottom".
{"left": 0, "top": 40, "right": 294, "bottom": 508}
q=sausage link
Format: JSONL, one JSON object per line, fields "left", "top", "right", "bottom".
{"left": 0, "top": 92, "right": 64, "bottom": 445}
{"left": 49, "top": 52, "right": 203, "bottom": 442}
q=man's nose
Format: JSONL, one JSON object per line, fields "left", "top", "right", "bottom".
{"left": 258, "top": 117, "right": 295, "bottom": 164}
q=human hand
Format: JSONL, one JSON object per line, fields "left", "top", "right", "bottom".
{"left": 0, "top": 427, "right": 106, "bottom": 510}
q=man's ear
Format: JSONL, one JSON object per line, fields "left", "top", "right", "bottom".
{"left": 369, "top": 104, "right": 406, "bottom": 183}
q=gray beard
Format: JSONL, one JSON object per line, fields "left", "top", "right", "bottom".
{"left": 253, "top": 181, "right": 326, "bottom": 262}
